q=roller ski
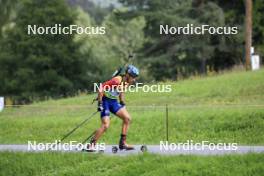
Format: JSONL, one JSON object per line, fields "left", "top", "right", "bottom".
{"left": 81, "top": 136, "right": 104, "bottom": 153}
{"left": 82, "top": 143, "right": 104, "bottom": 153}
{"left": 112, "top": 145, "right": 148, "bottom": 154}
{"left": 112, "top": 134, "right": 147, "bottom": 153}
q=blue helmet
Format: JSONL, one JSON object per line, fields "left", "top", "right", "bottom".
{"left": 126, "top": 65, "right": 139, "bottom": 78}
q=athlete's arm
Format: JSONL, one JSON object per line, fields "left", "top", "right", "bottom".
{"left": 119, "top": 92, "right": 125, "bottom": 105}
{"left": 97, "top": 92, "right": 103, "bottom": 103}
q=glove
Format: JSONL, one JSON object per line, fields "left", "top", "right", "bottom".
{"left": 97, "top": 101, "right": 103, "bottom": 112}
{"left": 120, "top": 101, "right": 126, "bottom": 106}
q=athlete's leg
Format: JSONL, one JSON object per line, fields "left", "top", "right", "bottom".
{"left": 115, "top": 107, "right": 134, "bottom": 150}
{"left": 115, "top": 107, "right": 131, "bottom": 135}
{"left": 89, "top": 97, "right": 111, "bottom": 146}
{"left": 90, "top": 117, "right": 110, "bottom": 144}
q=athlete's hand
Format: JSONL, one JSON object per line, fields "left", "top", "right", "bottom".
{"left": 97, "top": 102, "right": 103, "bottom": 112}
{"left": 120, "top": 101, "right": 126, "bottom": 106}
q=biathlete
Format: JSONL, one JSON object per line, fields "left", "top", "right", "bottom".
{"left": 88, "top": 65, "right": 139, "bottom": 150}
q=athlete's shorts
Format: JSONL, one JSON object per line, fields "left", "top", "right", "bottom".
{"left": 101, "top": 96, "right": 124, "bottom": 118}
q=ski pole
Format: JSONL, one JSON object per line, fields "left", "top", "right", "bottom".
{"left": 59, "top": 111, "right": 98, "bottom": 143}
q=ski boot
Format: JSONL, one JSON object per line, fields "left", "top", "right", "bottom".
{"left": 119, "top": 134, "right": 134, "bottom": 150}
{"left": 84, "top": 138, "right": 97, "bottom": 152}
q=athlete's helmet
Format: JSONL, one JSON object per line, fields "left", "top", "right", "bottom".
{"left": 126, "top": 65, "right": 139, "bottom": 78}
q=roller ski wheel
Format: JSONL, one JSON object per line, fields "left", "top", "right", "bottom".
{"left": 112, "top": 146, "right": 118, "bottom": 153}
{"left": 140, "top": 145, "right": 148, "bottom": 152}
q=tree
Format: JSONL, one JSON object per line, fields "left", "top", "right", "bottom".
{"left": 0, "top": 0, "right": 17, "bottom": 39}
{"left": 0, "top": 0, "right": 89, "bottom": 103}
{"left": 118, "top": 0, "right": 232, "bottom": 80}
{"left": 252, "top": 0, "right": 264, "bottom": 58}
{"left": 75, "top": 7, "right": 145, "bottom": 82}
{"left": 67, "top": 0, "right": 114, "bottom": 24}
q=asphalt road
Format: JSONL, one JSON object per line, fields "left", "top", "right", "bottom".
{"left": 0, "top": 145, "right": 264, "bottom": 155}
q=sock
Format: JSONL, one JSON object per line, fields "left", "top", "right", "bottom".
{"left": 90, "top": 137, "right": 96, "bottom": 145}
{"left": 120, "top": 134, "right": 126, "bottom": 144}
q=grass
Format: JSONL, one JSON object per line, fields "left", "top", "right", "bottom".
{"left": 0, "top": 69, "right": 263, "bottom": 144}
{"left": 0, "top": 69, "right": 264, "bottom": 176}
{"left": 0, "top": 152, "right": 263, "bottom": 176}
{"left": 31, "top": 68, "right": 264, "bottom": 106}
